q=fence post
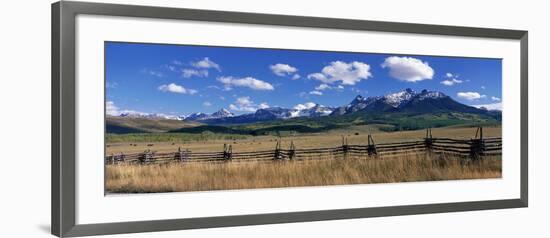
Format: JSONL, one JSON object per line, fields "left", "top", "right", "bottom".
{"left": 274, "top": 140, "right": 283, "bottom": 160}
{"left": 470, "top": 127, "right": 485, "bottom": 160}
{"left": 341, "top": 136, "right": 349, "bottom": 159}
{"left": 288, "top": 141, "right": 296, "bottom": 160}
{"left": 367, "top": 134, "right": 377, "bottom": 157}
{"left": 223, "top": 144, "right": 233, "bottom": 161}
{"left": 424, "top": 128, "right": 433, "bottom": 157}
{"left": 106, "top": 154, "right": 113, "bottom": 165}
{"left": 175, "top": 147, "right": 189, "bottom": 162}
{"left": 227, "top": 145, "right": 233, "bottom": 160}
{"left": 138, "top": 149, "right": 153, "bottom": 164}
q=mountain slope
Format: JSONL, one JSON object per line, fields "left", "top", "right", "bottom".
{"left": 106, "top": 116, "right": 200, "bottom": 134}
{"left": 331, "top": 88, "right": 489, "bottom": 116}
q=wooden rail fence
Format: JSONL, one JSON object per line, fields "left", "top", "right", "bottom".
{"left": 106, "top": 127, "right": 502, "bottom": 165}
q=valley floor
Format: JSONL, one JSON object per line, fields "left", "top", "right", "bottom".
{"left": 106, "top": 125, "right": 501, "bottom": 155}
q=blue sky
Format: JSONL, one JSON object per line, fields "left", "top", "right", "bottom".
{"left": 105, "top": 42, "right": 502, "bottom": 116}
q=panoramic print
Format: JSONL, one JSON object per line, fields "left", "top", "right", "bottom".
{"left": 105, "top": 42, "right": 502, "bottom": 193}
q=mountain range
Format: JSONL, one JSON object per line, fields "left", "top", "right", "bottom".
{"left": 111, "top": 88, "right": 500, "bottom": 125}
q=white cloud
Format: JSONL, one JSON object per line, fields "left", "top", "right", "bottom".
{"left": 217, "top": 76, "right": 274, "bottom": 91}
{"left": 293, "top": 102, "right": 316, "bottom": 110}
{"left": 481, "top": 86, "right": 486, "bottom": 89}
{"left": 337, "top": 85, "right": 345, "bottom": 90}
{"left": 106, "top": 101, "right": 150, "bottom": 116}
{"left": 315, "top": 84, "right": 331, "bottom": 91}
{"left": 143, "top": 69, "right": 163, "bottom": 77}
{"left": 441, "top": 78, "right": 462, "bottom": 86}
{"left": 457, "top": 91, "right": 486, "bottom": 101}
{"left": 270, "top": 63, "right": 298, "bottom": 76}
{"left": 307, "top": 61, "right": 372, "bottom": 85}
{"left": 191, "top": 57, "right": 220, "bottom": 71}
{"left": 309, "top": 90, "right": 323, "bottom": 96}
{"left": 441, "top": 78, "right": 463, "bottom": 86}
{"left": 381, "top": 56, "right": 434, "bottom": 82}
{"left": 491, "top": 96, "right": 501, "bottom": 101}
{"left": 236, "top": 96, "right": 253, "bottom": 106}
{"left": 202, "top": 101, "right": 212, "bottom": 107}
{"left": 228, "top": 96, "right": 269, "bottom": 112}
{"left": 292, "top": 74, "right": 301, "bottom": 80}
{"left": 165, "top": 65, "right": 177, "bottom": 72}
{"left": 440, "top": 72, "right": 463, "bottom": 86}
{"left": 472, "top": 102, "right": 502, "bottom": 111}
{"left": 307, "top": 73, "right": 328, "bottom": 82}
{"left": 158, "top": 83, "right": 198, "bottom": 95}
{"left": 182, "top": 69, "right": 208, "bottom": 78}
{"left": 258, "top": 102, "right": 270, "bottom": 109}
{"left": 106, "top": 101, "right": 120, "bottom": 116}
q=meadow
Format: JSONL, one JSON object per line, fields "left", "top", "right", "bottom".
{"left": 105, "top": 125, "right": 501, "bottom": 193}
{"left": 106, "top": 124, "right": 501, "bottom": 154}
{"left": 106, "top": 153, "right": 501, "bottom": 193}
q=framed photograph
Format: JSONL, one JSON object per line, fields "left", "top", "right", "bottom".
{"left": 52, "top": 1, "right": 528, "bottom": 237}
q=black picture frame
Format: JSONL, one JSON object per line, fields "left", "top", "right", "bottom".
{"left": 52, "top": 1, "right": 528, "bottom": 237}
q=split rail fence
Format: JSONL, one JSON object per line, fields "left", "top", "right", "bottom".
{"left": 106, "top": 127, "right": 501, "bottom": 165}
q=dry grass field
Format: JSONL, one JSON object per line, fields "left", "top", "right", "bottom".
{"left": 106, "top": 125, "right": 501, "bottom": 154}
{"left": 105, "top": 125, "right": 502, "bottom": 193}
{"left": 106, "top": 153, "right": 501, "bottom": 193}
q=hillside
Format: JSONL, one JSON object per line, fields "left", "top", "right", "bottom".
{"left": 106, "top": 116, "right": 200, "bottom": 133}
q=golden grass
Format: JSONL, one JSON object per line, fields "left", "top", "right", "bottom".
{"left": 106, "top": 154, "right": 501, "bottom": 193}
{"left": 106, "top": 125, "right": 501, "bottom": 154}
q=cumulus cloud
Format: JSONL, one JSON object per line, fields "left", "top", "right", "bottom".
{"left": 381, "top": 56, "right": 434, "bottom": 82}
{"left": 106, "top": 101, "right": 120, "bottom": 116}
{"left": 309, "top": 90, "right": 323, "bottom": 96}
{"left": 457, "top": 91, "right": 486, "bottom": 101}
{"left": 217, "top": 76, "right": 274, "bottom": 91}
{"left": 315, "top": 84, "right": 331, "bottom": 91}
{"left": 472, "top": 102, "right": 502, "bottom": 111}
{"left": 491, "top": 96, "right": 501, "bottom": 101}
{"left": 293, "top": 102, "right": 316, "bottom": 110}
{"left": 270, "top": 63, "right": 298, "bottom": 76}
{"left": 292, "top": 74, "right": 301, "bottom": 80}
{"left": 182, "top": 69, "right": 208, "bottom": 78}
{"left": 158, "top": 83, "right": 198, "bottom": 95}
{"left": 307, "top": 61, "right": 372, "bottom": 85}
{"left": 441, "top": 78, "right": 463, "bottom": 86}
{"left": 440, "top": 72, "right": 463, "bottom": 86}
{"left": 258, "top": 102, "right": 270, "bottom": 109}
{"left": 191, "top": 57, "right": 221, "bottom": 71}
{"left": 228, "top": 96, "right": 269, "bottom": 112}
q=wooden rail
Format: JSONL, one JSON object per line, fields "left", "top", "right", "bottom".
{"left": 106, "top": 127, "right": 501, "bottom": 165}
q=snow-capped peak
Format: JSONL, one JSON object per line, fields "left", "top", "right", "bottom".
{"left": 118, "top": 111, "right": 182, "bottom": 120}
{"left": 383, "top": 88, "right": 415, "bottom": 107}
{"left": 211, "top": 108, "right": 234, "bottom": 118}
{"left": 418, "top": 89, "right": 447, "bottom": 100}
